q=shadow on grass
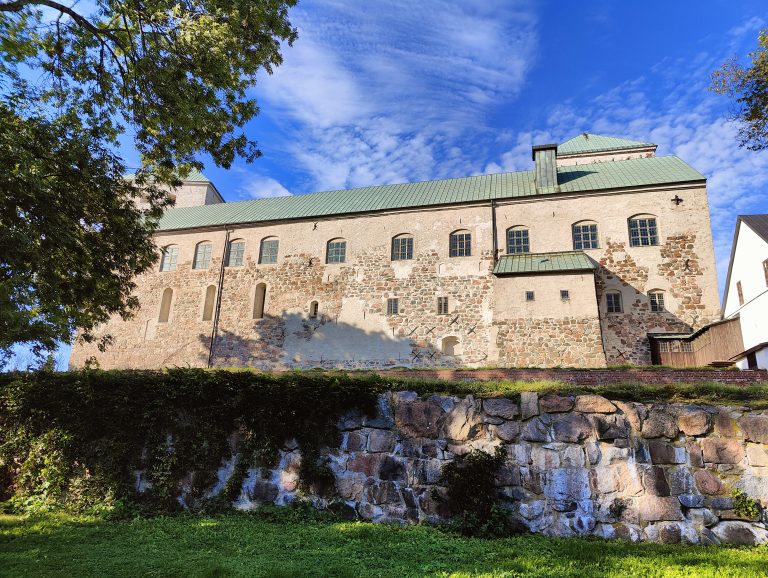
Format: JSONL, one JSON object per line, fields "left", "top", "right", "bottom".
{"left": 2, "top": 513, "right": 768, "bottom": 578}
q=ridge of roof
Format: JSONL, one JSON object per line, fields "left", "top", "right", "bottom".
{"left": 156, "top": 155, "right": 706, "bottom": 232}
{"left": 557, "top": 133, "right": 656, "bottom": 156}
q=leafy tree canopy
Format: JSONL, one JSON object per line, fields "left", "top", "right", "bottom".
{"left": 711, "top": 27, "right": 768, "bottom": 150}
{"left": 0, "top": 1, "right": 297, "bottom": 363}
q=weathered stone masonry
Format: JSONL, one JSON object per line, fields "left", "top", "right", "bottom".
{"left": 195, "top": 391, "right": 768, "bottom": 545}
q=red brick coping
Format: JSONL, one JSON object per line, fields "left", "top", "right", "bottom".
{"left": 370, "top": 368, "right": 768, "bottom": 385}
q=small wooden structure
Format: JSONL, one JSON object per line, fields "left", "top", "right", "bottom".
{"left": 649, "top": 317, "right": 744, "bottom": 367}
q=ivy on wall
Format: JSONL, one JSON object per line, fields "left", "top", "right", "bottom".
{"left": 0, "top": 369, "right": 382, "bottom": 515}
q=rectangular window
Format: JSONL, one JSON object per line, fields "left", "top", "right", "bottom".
{"left": 226, "top": 241, "right": 245, "bottom": 267}
{"left": 193, "top": 244, "right": 212, "bottom": 270}
{"left": 506, "top": 228, "right": 530, "bottom": 254}
{"left": 437, "top": 296, "right": 449, "bottom": 315}
{"left": 737, "top": 281, "right": 744, "bottom": 306}
{"left": 160, "top": 246, "right": 179, "bottom": 272}
{"left": 449, "top": 232, "right": 471, "bottom": 257}
{"left": 629, "top": 217, "right": 658, "bottom": 247}
{"left": 764, "top": 259, "right": 768, "bottom": 287}
{"left": 525, "top": 291, "right": 535, "bottom": 302}
{"left": 560, "top": 289, "right": 570, "bottom": 300}
{"left": 326, "top": 240, "right": 347, "bottom": 264}
{"left": 572, "top": 223, "right": 599, "bottom": 250}
{"left": 649, "top": 292, "right": 665, "bottom": 312}
{"left": 259, "top": 239, "right": 279, "bottom": 264}
{"left": 387, "top": 298, "right": 399, "bottom": 316}
{"left": 391, "top": 236, "right": 414, "bottom": 261}
{"left": 606, "top": 292, "right": 622, "bottom": 313}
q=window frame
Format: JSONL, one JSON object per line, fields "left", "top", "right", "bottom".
{"left": 560, "top": 289, "right": 570, "bottom": 301}
{"left": 606, "top": 292, "right": 623, "bottom": 313}
{"left": 628, "top": 215, "right": 659, "bottom": 247}
{"left": 506, "top": 226, "right": 530, "bottom": 254}
{"left": 226, "top": 239, "right": 246, "bottom": 267}
{"left": 437, "top": 296, "right": 449, "bottom": 315}
{"left": 525, "top": 290, "right": 535, "bottom": 302}
{"left": 449, "top": 230, "right": 472, "bottom": 258}
{"left": 764, "top": 259, "right": 768, "bottom": 287}
{"left": 158, "top": 288, "right": 173, "bottom": 322}
{"left": 193, "top": 242, "right": 212, "bottom": 270}
{"left": 386, "top": 297, "right": 399, "bottom": 316}
{"left": 326, "top": 238, "right": 347, "bottom": 264}
{"left": 391, "top": 234, "right": 414, "bottom": 261}
{"left": 159, "top": 245, "right": 179, "bottom": 272}
{"left": 309, "top": 300, "right": 319, "bottom": 319}
{"left": 736, "top": 280, "right": 744, "bottom": 306}
{"left": 258, "top": 237, "right": 279, "bottom": 265}
{"left": 649, "top": 290, "right": 665, "bottom": 312}
{"left": 572, "top": 221, "right": 599, "bottom": 250}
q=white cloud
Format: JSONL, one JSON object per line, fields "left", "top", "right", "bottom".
{"left": 256, "top": 0, "right": 539, "bottom": 191}
{"left": 242, "top": 176, "right": 292, "bottom": 199}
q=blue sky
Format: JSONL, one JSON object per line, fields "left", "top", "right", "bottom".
{"left": 19, "top": 0, "right": 768, "bottom": 369}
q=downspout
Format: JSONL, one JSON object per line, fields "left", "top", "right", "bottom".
{"left": 491, "top": 199, "right": 498, "bottom": 264}
{"left": 593, "top": 268, "right": 609, "bottom": 365}
{"left": 208, "top": 226, "right": 231, "bottom": 368}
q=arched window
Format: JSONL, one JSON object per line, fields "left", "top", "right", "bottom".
{"left": 449, "top": 230, "right": 471, "bottom": 257}
{"left": 326, "top": 238, "right": 347, "bottom": 264}
{"left": 391, "top": 234, "right": 414, "bottom": 261}
{"left": 648, "top": 290, "right": 665, "bottom": 312}
{"left": 259, "top": 237, "right": 279, "bottom": 264}
{"left": 193, "top": 242, "right": 212, "bottom": 270}
{"left": 158, "top": 288, "right": 173, "bottom": 322}
{"left": 628, "top": 214, "right": 659, "bottom": 247}
{"left": 226, "top": 239, "right": 246, "bottom": 267}
{"left": 506, "top": 226, "right": 529, "bottom": 254}
{"left": 442, "top": 336, "right": 459, "bottom": 356}
{"left": 253, "top": 283, "right": 266, "bottom": 319}
{"left": 572, "top": 221, "right": 599, "bottom": 250}
{"left": 606, "top": 291, "right": 623, "bottom": 313}
{"left": 309, "top": 300, "right": 319, "bottom": 319}
{"left": 199, "top": 285, "right": 216, "bottom": 321}
{"left": 159, "top": 245, "right": 179, "bottom": 271}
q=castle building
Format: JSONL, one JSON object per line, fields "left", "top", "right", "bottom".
{"left": 69, "top": 134, "right": 722, "bottom": 370}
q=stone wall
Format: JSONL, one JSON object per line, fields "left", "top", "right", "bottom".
{"left": 206, "top": 391, "right": 768, "bottom": 545}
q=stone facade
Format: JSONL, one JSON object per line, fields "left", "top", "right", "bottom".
{"left": 194, "top": 392, "right": 768, "bottom": 545}
{"left": 70, "top": 139, "right": 722, "bottom": 370}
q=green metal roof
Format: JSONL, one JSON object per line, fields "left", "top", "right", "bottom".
{"left": 157, "top": 155, "right": 705, "bottom": 231}
{"left": 493, "top": 251, "right": 597, "bottom": 275}
{"left": 557, "top": 134, "right": 655, "bottom": 156}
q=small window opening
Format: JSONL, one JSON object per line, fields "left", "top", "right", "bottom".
{"left": 525, "top": 291, "right": 535, "bottom": 302}
{"left": 649, "top": 291, "right": 665, "bottom": 312}
{"left": 158, "top": 288, "right": 173, "bottom": 323}
{"left": 560, "top": 290, "right": 570, "bottom": 300}
{"left": 387, "top": 298, "right": 399, "bottom": 316}
{"left": 737, "top": 281, "right": 744, "bottom": 306}
{"left": 253, "top": 283, "right": 266, "bottom": 319}
{"left": 437, "top": 296, "right": 449, "bottom": 315}
{"left": 606, "top": 292, "right": 623, "bottom": 313}
{"left": 202, "top": 285, "right": 216, "bottom": 321}
{"left": 309, "top": 301, "right": 319, "bottom": 319}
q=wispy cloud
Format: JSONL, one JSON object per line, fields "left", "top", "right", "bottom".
{"left": 241, "top": 176, "right": 292, "bottom": 199}
{"left": 256, "top": 0, "right": 539, "bottom": 190}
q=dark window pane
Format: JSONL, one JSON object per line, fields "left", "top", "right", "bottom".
{"left": 507, "top": 228, "right": 530, "bottom": 254}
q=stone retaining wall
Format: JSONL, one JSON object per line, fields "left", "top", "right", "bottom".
{"left": 196, "top": 391, "right": 768, "bottom": 545}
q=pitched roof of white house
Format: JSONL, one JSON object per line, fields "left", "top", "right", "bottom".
{"left": 722, "top": 214, "right": 768, "bottom": 312}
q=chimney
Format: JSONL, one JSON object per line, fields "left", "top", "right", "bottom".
{"left": 531, "top": 144, "right": 560, "bottom": 194}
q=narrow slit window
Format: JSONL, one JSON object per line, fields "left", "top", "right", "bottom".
{"left": 202, "top": 285, "right": 216, "bottom": 321}
{"left": 449, "top": 231, "right": 471, "bottom": 257}
{"left": 387, "top": 298, "right": 399, "bottom": 316}
{"left": 737, "top": 281, "right": 744, "bottom": 306}
{"left": 606, "top": 292, "right": 623, "bottom": 313}
{"left": 193, "top": 242, "right": 212, "bottom": 270}
{"left": 764, "top": 259, "right": 768, "bottom": 287}
{"left": 442, "top": 336, "right": 459, "bottom": 356}
{"left": 649, "top": 291, "right": 665, "bottom": 312}
{"left": 437, "top": 296, "right": 449, "bottom": 315}
{"left": 159, "top": 246, "right": 179, "bottom": 272}
{"left": 226, "top": 240, "right": 245, "bottom": 267}
{"left": 158, "top": 288, "right": 173, "bottom": 322}
{"left": 309, "top": 301, "right": 319, "bottom": 319}
{"left": 259, "top": 238, "right": 279, "bottom": 264}
{"left": 253, "top": 283, "right": 266, "bottom": 319}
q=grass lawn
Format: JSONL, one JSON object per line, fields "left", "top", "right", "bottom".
{"left": 1, "top": 513, "right": 768, "bottom": 577}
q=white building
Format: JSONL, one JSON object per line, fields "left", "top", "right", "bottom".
{"left": 723, "top": 215, "right": 768, "bottom": 369}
